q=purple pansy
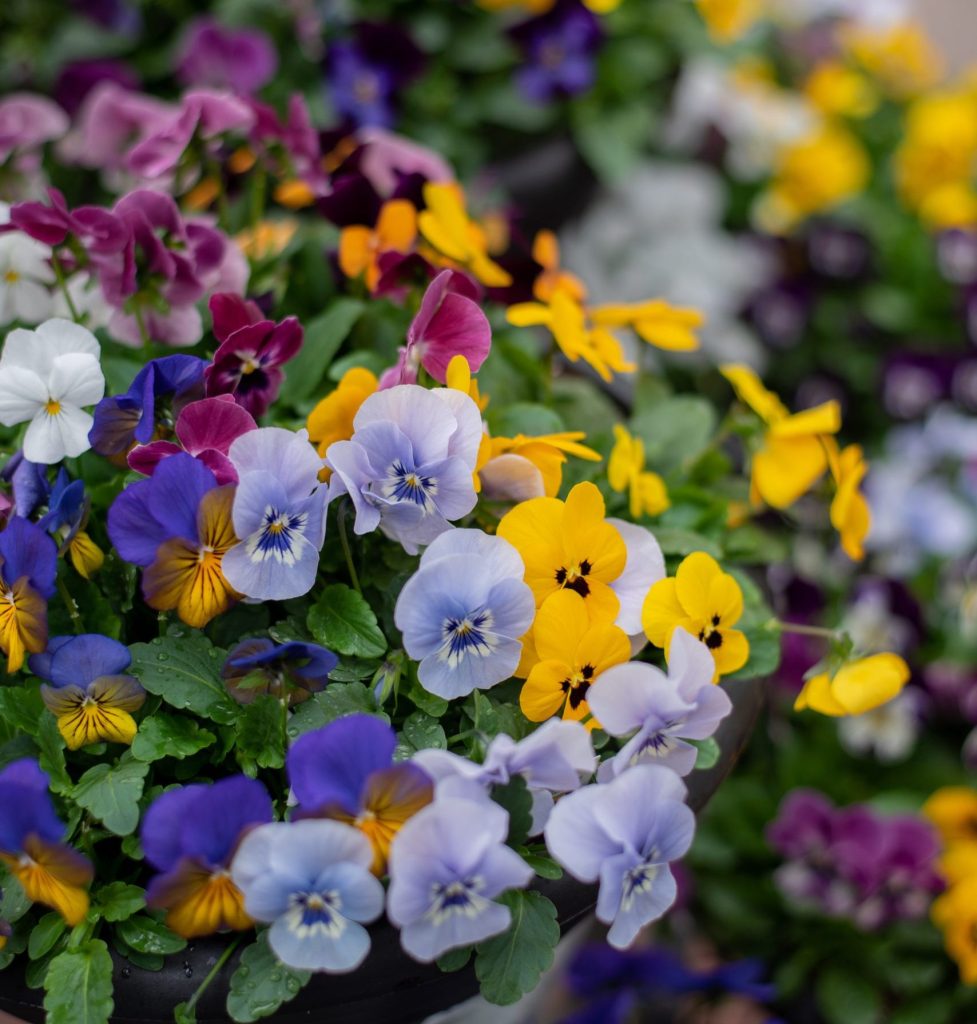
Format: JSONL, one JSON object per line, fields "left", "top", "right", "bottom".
{"left": 222, "top": 638, "right": 338, "bottom": 705}
{"left": 176, "top": 19, "right": 278, "bottom": 95}
{"left": 326, "top": 384, "right": 482, "bottom": 554}
{"left": 512, "top": 0, "right": 602, "bottom": 104}
{"left": 387, "top": 793, "right": 534, "bottom": 961}
{"left": 588, "top": 627, "right": 732, "bottom": 779}
{"left": 53, "top": 60, "right": 139, "bottom": 117}
{"left": 545, "top": 764, "right": 695, "bottom": 948}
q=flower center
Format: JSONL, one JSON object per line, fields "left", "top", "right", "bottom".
{"left": 560, "top": 663, "right": 595, "bottom": 709}
{"left": 621, "top": 861, "right": 659, "bottom": 910}
{"left": 4, "top": 269, "right": 19, "bottom": 284}
{"left": 236, "top": 352, "right": 262, "bottom": 375}
{"left": 246, "top": 506, "right": 307, "bottom": 565}
{"left": 427, "top": 876, "right": 488, "bottom": 925}
{"left": 555, "top": 558, "right": 592, "bottom": 598}
{"left": 698, "top": 614, "right": 724, "bottom": 650}
{"left": 385, "top": 460, "right": 437, "bottom": 511}
{"left": 44, "top": 399, "right": 61, "bottom": 417}
{"left": 353, "top": 73, "right": 381, "bottom": 105}
{"left": 439, "top": 610, "right": 496, "bottom": 667}
{"left": 288, "top": 889, "right": 345, "bottom": 939}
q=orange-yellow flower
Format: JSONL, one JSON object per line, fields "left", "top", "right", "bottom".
{"left": 590, "top": 300, "right": 703, "bottom": 352}
{"left": 828, "top": 442, "right": 870, "bottom": 561}
{"left": 608, "top": 424, "right": 670, "bottom": 518}
{"left": 794, "top": 653, "right": 910, "bottom": 717}
{"left": 481, "top": 432, "right": 601, "bottom": 500}
{"left": 339, "top": 199, "right": 417, "bottom": 292}
{"left": 532, "top": 230, "right": 587, "bottom": 303}
{"left": 307, "top": 366, "right": 380, "bottom": 462}
{"left": 924, "top": 787, "right": 977, "bottom": 848}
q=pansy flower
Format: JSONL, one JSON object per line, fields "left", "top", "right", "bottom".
{"left": 38, "top": 468, "right": 104, "bottom": 579}
{"left": 0, "top": 318, "right": 105, "bottom": 465}
{"left": 545, "top": 764, "right": 694, "bottom": 948}
{"left": 141, "top": 775, "right": 273, "bottom": 938}
{"left": 29, "top": 634, "right": 146, "bottom": 749}
{"left": 608, "top": 424, "right": 670, "bottom": 519}
{"left": 417, "top": 183, "right": 512, "bottom": 288}
{"left": 532, "top": 230, "right": 586, "bottom": 303}
{"left": 394, "top": 529, "right": 535, "bottom": 699}
{"left": 339, "top": 198, "right": 417, "bottom": 292}
{"left": 0, "top": 208, "right": 55, "bottom": 326}
{"left": 0, "top": 759, "right": 93, "bottom": 926}
{"left": 326, "top": 384, "right": 482, "bottom": 554}
{"left": 590, "top": 300, "right": 703, "bottom": 352}
{"left": 828, "top": 441, "right": 871, "bottom": 562}
{"left": 721, "top": 363, "right": 842, "bottom": 509}
{"left": 589, "top": 627, "right": 732, "bottom": 778}
{"left": 89, "top": 354, "right": 206, "bottom": 458}
{"left": 128, "top": 395, "right": 257, "bottom": 485}
{"left": 387, "top": 794, "right": 534, "bottom": 961}
{"left": 107, "top": 452, "right": 239, "bottom": 627}
{"left": 222, "top": 638, "right": 338, "bottom": 706}
{"left": 307, "top": 367, "right": 379, "bottom": 464}
{"left": 222, "top": 427, "right": 326, "bottom": 601}
{"left": 231, "top": 820, "right": 385, "bottom": 972}
{"left": 521, "top": 590, "right": 631, "bottom": 728}
{"left": 0, "top": 516, "right": 57, "bottom": 672}
{"left": 794, "top": 653, "right": 910, "bottom": 717}
{"left": 204, "top": 294, "right": 303, "bottom": 419}
{"left": 642, "top": 552, "right": 748, "bottom": 680}
{"left": 288, "top": 714, "right": 433, "bottom": 875}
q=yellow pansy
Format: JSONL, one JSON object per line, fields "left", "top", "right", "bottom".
{"left": 694, "top": 0, "right": 766, "bottom": 43}
{"left": 67, "top": 531, "right": 104, "bottom": 579}
{"left": 642, "top": 551, "right": 748, "bottom": 681}
{"left": 932, "top": 877, "right": 977, "bottom": 984}
{"left": 273, "top": 179, "right": 316, "bottom": 209}
{"left": 235, "top": 219, "right": 299, "bottom": 261}
{"left": 153, "top": 865, "right": 253, "bottom": 939}
{"left": 794, "top": 652, "right": 910, "bottom": 717}
{"left": 532, "top": 230, "right": 587, "bottom": 303}
{"left": 940, "top": 842, "right": 977, "bottom": 885}
{"left": 608, "top": 424, "right": 670, "bottom": 519}
{"left": 590, "top": 300, "right": 703, "bottom": 352}
{"left": 338, "top": 199, "right": 417, "bottom": 292}
{"left": 721, "top": 363, "right": 841, "bottom": 509}
{"left": 1, "top": 836, "right": 93, "bottom": 927}
{"left": 804, "top": 62, "right": 878, "bottom": 119}
{"left": 507, "top": 288, "right": 636, "bottom": 382}
{"left": 924, "top": 787, "right": 977, "bottom": 847}
{"left": 307, "top": 367, "right": 380, "bottom": 462}
{"left": 417, "top": 183, "right": 512, "bottom": 287}
{"left": 497, "top": 481, "right": 627, "bottom": 621}
{"left": 481, "top": 431, "right": 601, "bottom": 500}
{"left": 521, "top": 590, "right": 630, "bottom": 728}
{"left": 446, "top": 354, "right": 489, "bottom": 412}
{"left": 828, "top": 442, "right": 870, "bottom": 562}
{"left": 841, "top": 20, "right": 943, "bottom": 100}
{"left": 0, "top": 574, "right": 47, "bottom": 674}
{"left": 757, "top": 125, "right": 869, "bottom": 233}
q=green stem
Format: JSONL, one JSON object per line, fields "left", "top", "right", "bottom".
{"left": 207, "top": 158, "right": 229, "bottom": 230}
{"left": 133, "top": 303, "right": 152, "bottom": 357}
{"left": 57, "top": 576, "right": 82, "bottom": 634}
{"left": 249, "top": 165, "right": 267, "bottom": 233}
{"left": 182, "top": 935, "right": 242, "bottom": 1016}
{"left": 51, "top": 255, "right": 81, "bottom": 323}
{"left": 771, "top": 619, "right": 840, "bottom": 640}
{"left": 338, "top": 500, "right": 361, "bottom": 593}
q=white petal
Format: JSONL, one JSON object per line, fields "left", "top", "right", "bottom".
{"left": 1, "top": 327, "right": 44, "bottom": 370}
{"left": 0, "top": 366, "right": 46, "bottom": 424}
{"left": 35, "top": 317, "right": 101, "bottom": 359}
{"left": 48, "top": 353, "right": 105, "bottom": 408}
{"left": 10, "top": 280, "right": 54, "bottom": 326}
{"left": 23, "top": 404, "right": 93, "bottom": 463}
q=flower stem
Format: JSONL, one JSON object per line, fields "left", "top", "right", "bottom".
{"left": 51, "top": 254, "right": 81, "bottom": 323}
{"left": 57, "top": 576, "right": 83, "bottom": 634}
{"left": 134, "top": 302, "right": 152, "bottom": 356}
{"left": 338, "top": 500, "right": 361, "bottom": 593}
{"left": 181, "top": 935, "right": 242, "bottom": 1016}
{"left": 771, "top": 619, "right": 840, "bottom": 640}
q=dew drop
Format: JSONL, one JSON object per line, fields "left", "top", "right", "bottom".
{"left": 121, "top": 967, "right": 131, "bottom": 980}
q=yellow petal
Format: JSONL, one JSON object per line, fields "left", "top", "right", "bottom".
{"left": 829, "top": 653, "right": 910, "bottom": 715}
{"left": 711, "top": 628, "right": 749, "bottom": 678}
{"left": 69, "top": 532, "right": 105, "bottom": 579}
{"left": 156, "top": 867, "right": 252, "bottom": 939}
{"left": 533, "top": 590, "right": 591, "bottom": 662}
{"left": 506, "top": 302, "right": 552, "bottom": 328}
{"left": 675, "top": 552, "right": 723, "bottom": 620}
{"left": 376, "top": 199, "right": 417, "bottom": 252}
{"left": 579, "top": 622, "right": 631, "bottom": 674}
{"left": 753, "top": 435, "right": 829, "bottom": 509}
{"left": 794, "top": 672, "right": 848, "bottom": 716}
{"left": 720, "top": 364, "right": 788, "bottom": 424}
{"left": 521, "top": 661, "right": 572, "bottom": 722}
{"left": 707, "top": 571, "right": 744, "bottom": 627}
{"left": 497, "top": 496, "right": 566, "bottom": 607}
{"left": 642, "top": 578, "right": 686, "bottom": 648}
{"left": 338, "top": 226, "right": 373, "bottom": 279}
{"left": 769, "top": 401, "right": 841, "bottom": 439}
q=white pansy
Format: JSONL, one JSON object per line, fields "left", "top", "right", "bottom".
{"left": 0, "top": 318, "right": 105, "bottom": 463}
{"left": 52, "top": 272, "right": 113, "bottom": 331}
{"left": 0, "top": 202, "right": 55, "bottom": 326}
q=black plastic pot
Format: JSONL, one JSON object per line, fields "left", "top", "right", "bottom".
{"left": 0, "top": 677, "right": 763, "bottom": 1024}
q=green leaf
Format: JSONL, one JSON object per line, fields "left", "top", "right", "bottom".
{"left": 474, "top": 891, "right": 560, "bottom": 1005}
{"left": 653, "top": 527, "right": 722, "bottom": 559}
{"left": 491, "top": 777, "right": 534, "bottom": 849}
{"left": 402, "top": 711, "right": 447, "bottom": 752}
{"left": 691, "top": 737, "right": 721, "bottom": 770}
{"left": 632, "top": 396, "right": 717, "bottom": 472}
{"left": 286, "top": 682, "right": 387, "bottom": 739}
{"left": 816, "top": 966, "right": 882, "bottom": 1024}
{"left": 226, "top": 932, "right": 311, "bottom": 1023}
{"left": 572, "top": 98, "right": 652, "bottom": 184}
{"left": 235, "top": 695, "right": 286, "bottom": 776}
{"left": 488, "top": 402, "right": 564, "bottom": 438}
{"left": 129, "top": 634, "right": 238, "bottom": 725}
{"left": 307, "top": 584, "right": 387, "bottom": 658}
{"left": 130, "top": 713, "right": 216, "bottom": 763}
{"left": 436, "top": 946, "right": 472, "bottom": 972}
{"left": 43, "top": 939, "right": 114, "bottom": 1024}
{"left": 73, "top": 757, "right": 149, "bottom": 836}
{"left": 891, "top": 994, "right": 955, "bottom": 1024}
{"left": 278, "top": 299, "right": 365, "bottom": 405}
{"left": 407, "top": 676, "right": 449, "bottom": 718}
{"left": 116, "top": 915, "right": 187, "bottom": 956}
{"left": 521, "top": 853, "right": 563, "bottom": 880}
{"left": 95, "top": 882, "right": 146, "bottom": 923}
{"left": 36, "top": 714, "right": 72, "bottom": 794}
{"left": 0, "top": 873, "right": 31, "bottom": 923}
{"left": 0, "top": 683, "right": 45, "bottom": 737}
{"left": 28, "top": 913, "right": 67, "bottom": 960}
{"left": 726, "top": 622, "right": 781, "bottom": 681}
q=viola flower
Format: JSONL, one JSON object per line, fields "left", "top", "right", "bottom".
{"left": 204, "top": 294, "right": 303, "bottom": 419}
{"left": 794, "top": 653, "right": 911, "bottom": 717}
{"left": 608, "top": 424, "right": 670, "bottom": 519}
{"left": 288, "top": 714, "right": 434, "bottom": 875}
{"left": 142, "top": 776, "right": 274, "bottom": 939}
{"left": 128, "top": 395, "right": 257, "bottom": 485}
{"left": 338, "top": 199, "right": 416, "bottom": 293}
{"left": 394, "top": 528, "right": 535, "bottom": 699}
{"left": 176, "top": 19, "right": 278, "bottom": 95}
{"left": 387, "top": 794, "right": 534, "bottom": 961}
{"left": 828, "top": 442, "right": 871, "bottom": 561}
{"left": 0, "top": 206, "right": 54, "bottom": 326}
{"left": 545, "top": 764, "right": 695, "bottom": 948}
{"left": 222, "top": 638, "right": 338, "bottom": 706}
{"left": 413, "top": 719, "right": 595, "bottom": 833}
{"left": 89, "top": 354, "right": 205, "bottom": 457}
{"left": 521, "top": 590, "right": 630, "bottom": 727}
{"left": 642, "top": 552, "right": 749, "bottom": 680}
{"left": 694, "top": 0, "right": 764, "bottom": 42}
{"left": 590, "top": 300, "right": 703, "bottom": 352}
{"left": 512, "top": 1, "right": 602, "bottom": 104}
{"left": 307, "top": 366, "right": 379, "bottom": 462}
{"left": 925, "top": 787, "right": 977, "bottom": 849}
{"left": 479, "top": 430, "right": 601, "bottom": 501}
{"left": 417, "top": 184, "right": 512, "bottom": 288}
{"left": 231, "top": 820, "right": 384, "bottom": 972}
{"left": 222, "top": 427, "right": 326, "bottom": 601}
{"left": 0, "top": 318, "right": 104, "bottom": 464}
{"left": 0, "top": 760, "right": 93, "bottom": 926}
{"left": 721, "top": 363, "right": 842, "bottom": 509}
{"left": 38, "top": 468, "right": 104, "bottom": 579}
{"left": 326, "top": 384, "right": 482, "bottom": 554}
{"left": 588, "top": 627, "right": 732, "bottom": 778}
{"left": 838, "top": 690, "right": 919, "bottom": 763}
{"left": 52, "top": 59, "right": 139, "bottom": 118}
{"left": 532, "top": 230, "right": 586, "bottom": 303}
{"left": 933, "top": 877, "right": 977, "bottom": 984}
{"left": 107, "top": 453, "right": 239, "bottom": 627}
{"left": 29, "top": 634, "right": 146, "bottom": 749}
{"left": 0, "top": 516, "right": 58, "bottom": 672}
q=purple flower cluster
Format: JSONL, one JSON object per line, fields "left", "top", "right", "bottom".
{"left": 767, "top": 790, "right": 943, "bottom": 930}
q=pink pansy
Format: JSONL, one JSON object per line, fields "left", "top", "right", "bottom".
{"left": 380, "top": 270, "right": 490, "bottom": 387}
{"left": 175, "top": 19, "right": 278, "bottom": 96}
{"left": 357, "top": 127, "right": 454, "bottom": 198}
{"left": 128, "top": 395, "right": 257, "bottom": 484}
{"left": 248, "top": 95, "right": 325, "bottom": 194}
{"left": 204, "top": 294, "right": 304, "bottom": 418}
{"left": 9, "top": 188, "right": 129, "bottom": 260}
{"left": 0, "top": 94, "right": 69, "bottom": 163}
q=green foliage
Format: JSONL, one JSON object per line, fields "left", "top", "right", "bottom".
{"left": 95, "top": 882, "right": 146, "bottom": 923}
{"left": 28, "top": 913, "right": 66, "bottom": 960}
{"left": 816, "top": 965, "right": 883, "bottom": 1024}
{"left": 491, "top": 776, "right": 534, "bottom": 849}
{"left": 278, "top": 299, "right": 365, "bottom": 405}
{"left": 43, "top": 940, "right": 114, "bottom": 1024}
{"left": 692, "top": 736, "right": 721, "bottom": 770}
{"left": 226, "top": 933, "right": 311, "bottom": 1023}
{"left": 73, "top": 756, "right": 149, "bottom": 836}
{"left": 307, "top": 583, "right": 387, "bottom": 658}
{"left": 116, "top": 915, "right": 187, "bottom": 956}
{"left": 130, "top": 713, "right": 216, "bottom": 763}
{"left": 286, "top": 682, "right": 387, "bottom": 740}
{"left": 235, "top": 695, "right": 287, "bottom": 776}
